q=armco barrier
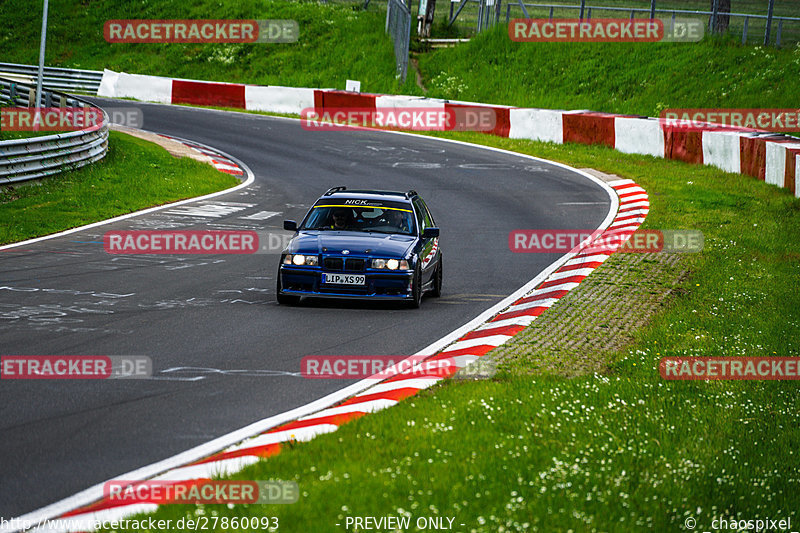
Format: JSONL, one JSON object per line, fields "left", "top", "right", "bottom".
{"left": 0, "top": 62, "right": 103, "bottom": 94}
{"left": 445, "top": 101, "right": 512, "bottom": 137}
{"left": 0, "top": 77, "right": 109, "bottom": 184}
{"left": 172, "top": 79, "right": 245, "bottom": 108}
{"left": 314, "top": 89, "right": 377, "bottom": 112}
{"left": 562, "top": 111, "right": 617, "bottom": 148}
{"left": 614, "top": 116, "right": 664, "bottom": 158}
{"left": 665, "top": 128, "right": 704, "bottom": 165}
{"left": 95, "top": 68, "right": 800, "bottom": 199}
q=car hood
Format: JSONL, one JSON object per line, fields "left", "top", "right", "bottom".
{"left": 288, "top": 231, "right": 416, "bottom": 258}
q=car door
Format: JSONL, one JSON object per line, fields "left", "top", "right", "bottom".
{"left": 412, "top": 197, "right": 438, "bottom": 284}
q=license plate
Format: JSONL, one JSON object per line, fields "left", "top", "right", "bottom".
{"left": 322, "top": 273, "right": 365, "bottom": 285}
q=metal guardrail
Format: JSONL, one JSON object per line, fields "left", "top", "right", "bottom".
{"left": 386, "top": 0, "right": 412, "bottom": 83}
{"left": 0, "top": 62, "right": 103, "bottom": 94}
{"left": 503, "top": 1, "right": 800, "bottom": 46}
{"left": 448, "top": 0, "right": 799, "bottom": 45}
{"left": 0, "top": 77, "right": 109, "bottom": 185}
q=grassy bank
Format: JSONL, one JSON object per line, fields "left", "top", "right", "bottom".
{"left": 0, "top": 131, "right": 239, "bottom": 245}
{"left": 0, "top": 0, "right": 416, "bottom": 95}
{"left": 418, "top": 27, "right": 800, "bottom": 117}
{"left": 99, "top": 130, "right": 800, "bottom": 532}
{"left": 3, "top": 1, "right": 798, "bottom": 119}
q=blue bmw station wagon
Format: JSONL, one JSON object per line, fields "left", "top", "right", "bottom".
{"left": 277, "top": 187, "right": 442, "bottom": 308}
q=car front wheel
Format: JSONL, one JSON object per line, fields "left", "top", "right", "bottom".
{"left": 430, "top": 256, "right": 442, "bottom": 298}
{"left": 408, "top": 263, "right": 422, "bottom": 309}
{"left": 276, "top": 271, "right": 300, "bottom": 305}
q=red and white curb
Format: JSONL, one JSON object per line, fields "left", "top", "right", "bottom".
{"left": 158, "top": 134, "right": 244, "bottom": 176}
{"left": 99, "top": 68, "right": 800, "bottom": 199}
{"left": 15, "top": 177, "right": 647, "bottom": 532}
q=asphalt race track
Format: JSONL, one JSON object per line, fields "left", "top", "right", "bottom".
{"left": 0, "top": 99, "right": 611, "bottom": 517}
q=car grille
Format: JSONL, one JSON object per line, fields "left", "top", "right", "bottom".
{"left": 323, "top": 257, "right": 365, "bottom": 272}
{"left": 324, "top": 257, "right": 343, "bottom": 270}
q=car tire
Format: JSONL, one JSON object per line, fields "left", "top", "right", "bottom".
{"left": 430, "top": 256, "right": 442, "bottom": 298}
{"left": 408, "top": 263, "right": 422, "bottom": 309}
{"left": 276, "top": 271, "right": 300, "bottom": 305}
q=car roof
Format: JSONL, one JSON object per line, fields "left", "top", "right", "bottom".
{"left": 319, "top": 188, "right": 418, "bottom": 203}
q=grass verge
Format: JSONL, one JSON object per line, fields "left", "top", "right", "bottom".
{"left": 0, "top": 131, "right": 239, "bottom": 245}
{"left": 418, "top": 27, "right": 800, "bottom": 118}
{"left": 0, "top": 0, "right": 418, "bottom": 95}
{"left": 97, "top": 129, "right": 800, "bottom": 532}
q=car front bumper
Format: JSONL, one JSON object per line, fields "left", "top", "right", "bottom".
{"left": 279, "top": 266, "right": 414, "bottom": 300}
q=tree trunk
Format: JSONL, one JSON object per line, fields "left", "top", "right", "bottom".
{"left": 711, "top": 0, "right": 731, "bottom": 33}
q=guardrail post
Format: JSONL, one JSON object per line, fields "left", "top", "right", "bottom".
{"left": 59, "top": 94, "right": 67, "bottom": 108}
{"left": 10, "top": 83, "right": 17, "bottom": 105}
{"left": 649, "top": 0, "right": 656, "bottom": 19}
{"left": 776, "top": 19, "right": 783, "bottom": 47}
{"left": 710, "top": 0, "right": 719, "bottom": 33}
{"left": 742, "top": 16, "right": 748, "bottom": 44}
{"left": 579, "top": 0, "right": 586, "bottom": 20}
{"left": 44, "top": 91, "right": 52, "bottom": 108}
{"left": 28, "top": 88, "right": 36, "bottom": 107}
{"left": 764, "top": 0, "right": 774, "bottom": 45}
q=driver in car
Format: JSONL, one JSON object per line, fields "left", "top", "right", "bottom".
{"left": 330, "top": 208, "right": 353, "bottom": 230}
{"left": 383, "top": 209, "right": 410, "bottom": 232}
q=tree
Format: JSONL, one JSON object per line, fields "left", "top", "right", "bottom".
{"left": 711, "top": 0, "right": 731, "bottom": 33}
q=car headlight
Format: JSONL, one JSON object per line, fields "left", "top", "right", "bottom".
{"left": 284, "top": 254, "right": 318, "bottom": 266}
{"left": 371, "top": 258, "right": 410, "bottom": 270}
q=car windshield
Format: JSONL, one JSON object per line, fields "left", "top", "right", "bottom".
{"left": 301, "top": 205, "right": 415, "bottom": 235}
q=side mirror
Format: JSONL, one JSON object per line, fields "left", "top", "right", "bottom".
{"left": 284, "top": 220, "right": 298, "bottom": 231}
{"left": 422, "top": 227, "right": 440, "bottom": 239}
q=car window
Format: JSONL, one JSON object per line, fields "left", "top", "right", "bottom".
{"left": 413, "top": 198, "right": 433, "bottom": 233}
{"left": 419, "top": 198, "right": 435, "bottom": 227}
{"left": 301, "top": 204, "right": 414, "bottom": 235}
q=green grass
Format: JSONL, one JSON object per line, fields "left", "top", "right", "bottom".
{"left": 0, "top": 131, "right": 239, "bottom": 245}
{"left": 96, "top": 129, "right": 800, "bottom": 532}
{"left": 3, "top": 1, "right": 799, "bottom": 529}
{"left": 419, "top": 26, "right": 800, "bottom": 117}
{"left": 0, "top": 0, "right": 419, "bottom": 95}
